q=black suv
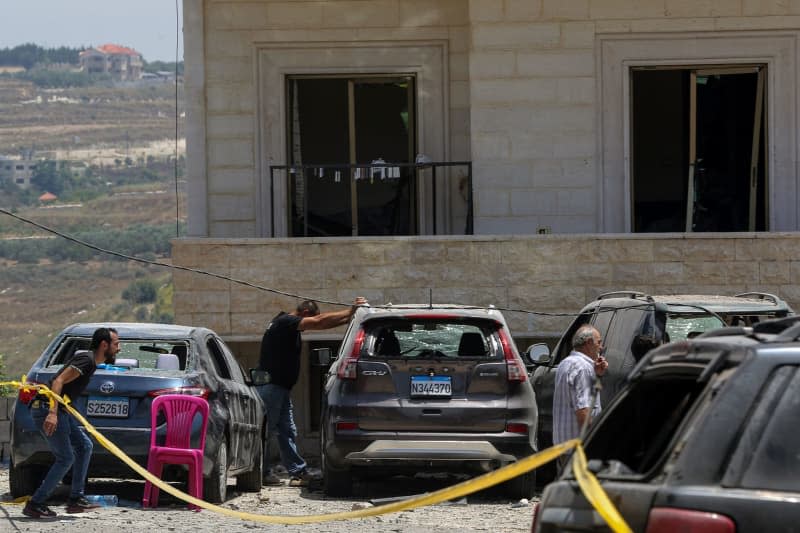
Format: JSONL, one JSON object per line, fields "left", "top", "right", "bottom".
{"left": 532, "top": 315, "right": 800, "bottom": 532}
{"left": 528, "top": 291, "right": 793, "bottom": 483}
{"left": 319, "top": 304, "right": 538, "bottom": 498}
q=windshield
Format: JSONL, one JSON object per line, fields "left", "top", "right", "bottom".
{"left": 665, "top": 314, "right": 725, "bottom": 341}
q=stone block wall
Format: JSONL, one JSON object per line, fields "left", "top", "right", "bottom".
{"left": 185, "top": 0, "right": 472, "bottom": 238}
{"left": 187, "top": 0, "right": 800, "bottom": 238}
{"left": 466, "top": 0, "right": 800, "bottom": 234}
{"left": 173, "top": 233, "right": 800, "bottom": 340}
{"left": 173, "top": 232, "right": 800, "bottom": 454}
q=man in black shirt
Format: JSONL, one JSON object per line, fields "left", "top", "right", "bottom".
{"left": 258, "top": 297, "right": 366, "bottom": 486}
{"left": 24, "top": 327, "right": 120, "bottom": 518}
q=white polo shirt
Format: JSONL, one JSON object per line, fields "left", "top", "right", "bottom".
{"left": 552, "top": 350, "right": 601, "bottom": 444}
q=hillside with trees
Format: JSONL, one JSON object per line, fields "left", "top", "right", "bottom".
{"left": 0, "top": 55, "right": 185, "bottom": 384}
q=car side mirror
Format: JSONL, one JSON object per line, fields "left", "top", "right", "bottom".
{"left": 249, "top": 368, "right": 271, "bottom": 385}
{"left": 524, "top": 343, "right": 551, "bottom": 366}
{"left": 312, "top": 347, "right": 332, "bottom": 366}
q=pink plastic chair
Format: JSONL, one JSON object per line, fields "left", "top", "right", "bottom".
{"left": 142, "top": 394, "right": 209, "bottom": 510}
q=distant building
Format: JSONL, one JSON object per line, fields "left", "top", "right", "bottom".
{"left": 79, "top": 44, "right": 143, "bottom": 81}
{"left": 0, "top": 150, "right": 37, "bottom": 189}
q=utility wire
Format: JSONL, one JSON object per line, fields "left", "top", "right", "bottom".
{"left": 0, "top": 207, "right": 674, "bottom": 319}
{"left": 0, "top": 207, "right": 321, "bottom": 304}
{"left": 0, "top": 208, "right": 620, "bottom": 317}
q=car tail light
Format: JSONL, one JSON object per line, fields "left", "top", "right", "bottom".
{"left": 18, "top": 381, "right": 42, "bottom": 404}
{"left": 147, "top": 386, "right": 209, "bottom": 399}
{"left": 335, "top": 421, "right": 358, "bottom": 431}
{"left": 506, "top": 423, "right": 528, "bottom": 434}
{"left": 645, "top": 507, "right": 736, "bottom": 533}
{"left": 499, "top": 329, "right": 527, "bottom": 382}
{"left": 337, "top": 329, "right": 365, "bottom": 380}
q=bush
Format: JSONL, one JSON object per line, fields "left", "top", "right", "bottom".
{"left": 122, "top": 279, "right": 158, "bottom": 304}
{"left": 0, "top": 352, "right": 13, "bottom": 396}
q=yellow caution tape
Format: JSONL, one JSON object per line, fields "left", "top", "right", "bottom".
{"left": 2, "top": 378, "right": 631, "bottom": 531}
{"left": 571, "top": 442, "right": 633, "bottom": 533}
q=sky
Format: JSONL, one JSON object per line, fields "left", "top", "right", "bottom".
{"left": 0, "top": 0, "right": 184, "bottom": 62}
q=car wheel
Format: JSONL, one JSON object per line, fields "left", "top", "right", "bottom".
{"left": 320, "top": 424, "right": 352, "bottom": 496}
{"left": 204, "top": 435, "right": 229, "bottom": 503}
{"left": 236, "top": 434, "right": 263, "bottom": 492}
{"left": 10, "top": 458, "right": 44, "bottom": 498}
{"left": 502, "top": 470, "right": 536, "bottom": 500}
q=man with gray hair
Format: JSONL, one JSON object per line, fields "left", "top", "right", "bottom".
{"left": 552, "top": 324, "right": 609, "bottom": 448}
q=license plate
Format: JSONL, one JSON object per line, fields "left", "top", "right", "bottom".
{"left": 87, "top": 396, "right": 130, "bottom": 418}
{"left": 410, "top": 375, "right": 451, "bottom": 397}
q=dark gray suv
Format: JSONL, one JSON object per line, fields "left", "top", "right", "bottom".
{"left": 319, "top": 304, "right": 538, "bottom": 498}
{"left": 533, "top": 315, "right": 800, "bottom": 532}
{"left": 528, "top": 290, "right": 793, "bottom": 484}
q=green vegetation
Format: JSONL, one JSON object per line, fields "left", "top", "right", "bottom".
{"left": 123, "top": 278, "right": 158, "bottom": 304}
{"left": 13, "top": 69, "right": 111, "bottom": 88}
{"left": 0, "top": 59, "right": 185, "bottom": 379}
{"left": 0, "top": 352, "right": 13, "bottom": 396}
{"left": 0, "top": 222, "right": 182, "bottom": 263}
{"left": 0, "top": 43, "right": 81, "bottom": 69}
{"left": 0, "top": 159, "right": 181, "bottom": 210}
{"left": 0, "top": 43, "right": 183, "bottom": 89}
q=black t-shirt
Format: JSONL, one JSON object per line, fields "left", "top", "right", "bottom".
{"left": 258, "top": 312, "right": 303, "bottom": 389}
{"left": 53, "top": 350, "right": 97, "bottom": 403}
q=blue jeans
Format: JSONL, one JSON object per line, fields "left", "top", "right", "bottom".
{"left": 258, "top": 384, "right": 306, "bottom": 477}
{"left": 30, "top": 403, "right": 93, "bottom": 504}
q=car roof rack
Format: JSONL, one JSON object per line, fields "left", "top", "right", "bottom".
{"left": 597, "top": 290, "right": 653, "bottom": 302}
{"left": 733, "top": 292, "right": 782, "bottom": 305}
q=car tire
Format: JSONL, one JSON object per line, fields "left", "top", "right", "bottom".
{"left": 236, "top": 434, "right": 263, "bottom": 492}
{"left": 204, "top": 435, "right": 228, "bottom": 503}
{"left": 502, "top": 470, "right": 536, "bottom": 500}
{"left": 322, "top": 462, "right": 353, "bottom": 497}
{"left": 320, "top": 422, "right": 352, "bottom": 497}
{"left": 10, "top": 458, "right": 44, "bottom": 498}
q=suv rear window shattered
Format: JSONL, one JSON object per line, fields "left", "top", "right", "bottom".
{"left": 584, "top": 364, "right": 709, "bottom": 475}
{"left": 365, "top": 318, "right": 499, "bottom": 359}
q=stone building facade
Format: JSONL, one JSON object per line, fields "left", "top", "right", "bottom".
{"left": 176, "top": 0, "right": 800, "bottom": 453}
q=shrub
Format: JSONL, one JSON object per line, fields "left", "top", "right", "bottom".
{"left": 122, "top": 279, "right": 158, "bottom": 304}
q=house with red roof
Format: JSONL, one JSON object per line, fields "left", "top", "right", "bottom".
{"left": 79, "top": 44, "right": 143, "bottom": 81}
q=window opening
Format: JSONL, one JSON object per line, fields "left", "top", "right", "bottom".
{"left": 631, "top": 65, "right": 767, "bottom": 232}
{"left": 286, "top": 75, "right": 417, "bottom": 237}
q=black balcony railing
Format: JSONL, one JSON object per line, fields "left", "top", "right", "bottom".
{"left": 268, "top": 161, "right": 473, "bottom": 238}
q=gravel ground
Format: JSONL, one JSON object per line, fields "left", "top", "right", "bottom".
{"left": 0, "top": 466, "right": 537, "bottom": 532}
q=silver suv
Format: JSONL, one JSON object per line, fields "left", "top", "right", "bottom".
{"left": 319, "top": 304, "right": 538, "bottom": 498}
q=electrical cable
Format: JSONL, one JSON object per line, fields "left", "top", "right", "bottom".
{"left": 0, "top": 206, "right": 678, "bottom": 319}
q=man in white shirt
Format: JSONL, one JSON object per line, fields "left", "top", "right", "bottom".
{"left": 552, "top": 324, "right": 609, "bottom": 447}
